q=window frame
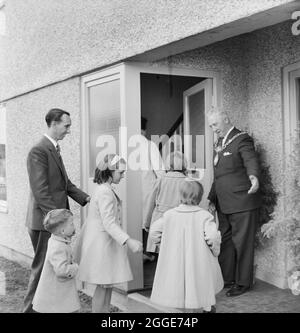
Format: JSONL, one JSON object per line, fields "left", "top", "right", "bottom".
{"left": 0, "top": 104, "right": 7, "bottom": 213}
{"left": 283, "top": 61, "right": 300, "bottom": 157}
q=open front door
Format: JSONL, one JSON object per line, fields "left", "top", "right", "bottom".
{"left": 183, "top": 79, "right": 214, "bottom": 209}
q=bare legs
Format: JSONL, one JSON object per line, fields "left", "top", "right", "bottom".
{"left": 92, "top": 286, "right": 112, "bottom": 313}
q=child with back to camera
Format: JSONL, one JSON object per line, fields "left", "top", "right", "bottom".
{"left": 75, "top": 154, "right": 143, "bottom": 313}
{"left": 149, "top": 179, "right": 224, "bottom": 313}
{"left": 143, "top": 151, "right": 187, "bottom": 255}
{"left": 32, "top": 209, "right": 81, "bottom": 313}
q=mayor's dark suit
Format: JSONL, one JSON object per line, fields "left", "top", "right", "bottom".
{"left": 24, "top": 136, "right": 89, "bottom": 312}
{"left": 208, "top": 127, "right": 261, "bottom": 288}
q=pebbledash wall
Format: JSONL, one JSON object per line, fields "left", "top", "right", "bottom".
{"left": 0, "top": 0, "right": 295, "bottom": 101}
{"left": 155, "top": 20, "right": 300, "bottom": 287}
{"left": 0, "top": 78, "right": 83, "bottom": 263}
{"left": 0, "top": 0, "right": 299, "bottom": 287}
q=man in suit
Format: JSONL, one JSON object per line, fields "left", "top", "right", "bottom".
{"left": 207, "top": 107, "right": 261, "bottom": 297}
{"left": 23, "top": 108, "right": 90, "bottom": 312}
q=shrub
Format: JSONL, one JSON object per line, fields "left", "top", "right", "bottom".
{"left": 254, "top": 143, "right": 278, "bottom": 249}
{"left": 261, "top": 134, "right": 300, "bottom": 267}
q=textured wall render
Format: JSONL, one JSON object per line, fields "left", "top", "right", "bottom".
{"left": 0, "top": 78, "right": 82, "bottom": 257}
{"left": 245, "top": 21, "right": 300, "bottom": 285}
{"left": 155, "top": 20, "right": 300, "bottom": 286}
{"left": 0, "top": 0, "right": 295, "bottom": 101}
{"left": 0, "top": 16, "right": 299, "bottom": 286}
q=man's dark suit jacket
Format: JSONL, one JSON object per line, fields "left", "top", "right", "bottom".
{"left": 208, "top": 128, "right": 261, "bottom": 214}
{"left": 26, "top": 136, "right": 88, "bottom": 230}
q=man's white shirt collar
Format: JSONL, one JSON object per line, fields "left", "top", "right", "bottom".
{"left": 222, "top": 126, "right": 235, "bottom": 147}
{"left": 44, "top": 133, "right": 58, "bottom": 149}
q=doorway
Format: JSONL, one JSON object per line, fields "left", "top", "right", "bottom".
{"left": 81, "top": 63, "right": 220, "bottom": 293}
{"left": 140, "top": 73, "right": 214, "bottom": 290}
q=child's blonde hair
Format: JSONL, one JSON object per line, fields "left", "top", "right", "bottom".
{"left": 165, "top": 151, "right": 187, "bottom": 173}
{"left": 179, "top": 179, "right": 204, "bottom": 205}
{"left": 43, "top": 209, "right": 73, "bottom": 233}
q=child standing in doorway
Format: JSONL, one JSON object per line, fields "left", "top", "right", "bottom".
{"left": 75, "top": 154, "right": 143, "bottom": 313}
{"left": 32, "top": 209, "right": 80, "bottom": 313}
{"left": 149, "top": 179, "right": 224, "bottom": 313}
{"left": 143, "top": 151, "right": 187, "bottom": 254}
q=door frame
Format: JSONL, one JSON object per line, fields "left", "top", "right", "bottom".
{"left": 80, "top": 62, "right": 222, "bottom": 291}
{"left": 283, "top": 61, "right": 300, "bottom": 157}
{"left": 183, "top": 79, "right": 214, "bottom": 209}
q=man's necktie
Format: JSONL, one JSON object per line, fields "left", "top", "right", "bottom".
{"left": 213, "top": 137, "right": 223, "bottom": 166}
{"left": 56, "top": 144, "right": 61, "bottom": 159}
{"left": 56, "top": 143, "right": 67, "bottom": 179}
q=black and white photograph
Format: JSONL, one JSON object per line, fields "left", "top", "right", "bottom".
{"left": 0, "top": 0, "right": 300, "bottom": 320}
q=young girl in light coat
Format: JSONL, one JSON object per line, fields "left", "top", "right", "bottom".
{"left": 149, "top": 179, "right": 224, "bottom": 313}
{"left": 74, "top": 154, "right": 143, "bottom": 313}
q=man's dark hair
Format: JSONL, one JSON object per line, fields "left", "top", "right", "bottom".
{"left": 45, "top": 108, "right": 70, "bottom": 127}
{"left": 141, "top": 116, "right": 148, "bottom": 131}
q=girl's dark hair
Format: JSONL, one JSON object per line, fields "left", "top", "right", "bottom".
{"left": 93, "top": 168, "right": 113, "bottom": 184}
{"left": 93, "top": 154, "right": 126, "bottom": 184}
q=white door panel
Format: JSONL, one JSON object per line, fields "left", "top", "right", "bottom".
{"left": 183, "top": 79, "right": 214, "bottom": 209}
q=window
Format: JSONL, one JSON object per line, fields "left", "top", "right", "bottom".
{"left": 283, "top": 62, "right": 300, "bottom": 155}
{"left": 0, "top": 105, "right": 7, "bottom": 212}
{"left": 296, "top": 78, "right": 300, "bottom": 131}
{"left": 88, "top": 78, "right": 120, "bottom": 177}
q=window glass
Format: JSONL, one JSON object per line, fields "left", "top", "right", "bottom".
{"left": 0, "top": 106, "right": 6, "bottom": 209}
{"left": 88, "top": 79, "right": 120, "bottom": 176}
{"left": 297, "top": 78, "right": 300, "bottom": 130}
{"left": 188, "top": 90, "right": 205, "bottom": 168}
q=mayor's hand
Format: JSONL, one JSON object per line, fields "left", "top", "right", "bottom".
{"left": 248, "top": 175, "right": 259, "bottom": 194}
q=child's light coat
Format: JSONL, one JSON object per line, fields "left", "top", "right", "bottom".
{"left": 149, "top": 204, "right": 224, "bottom": 309}
{"left": 33, "top": 235, "right": 80, "bottom": 313}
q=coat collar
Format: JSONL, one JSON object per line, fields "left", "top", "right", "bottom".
{"left": 41, "top": 135, "right": 56, "bottom": 150}
{"left": 174, "top": 204, "right": 203, "bottom": 212}
{"left": 40, "top": 136, "right": 68, "bottom": 181}
{"left": 51, "top": 234, "right": 71, "bottom": 244}
{"left": 43, "top": 134, "right": 57, "bottom": 149}
{"left": 102, "top": 183, "right": 121, "bottom": 203}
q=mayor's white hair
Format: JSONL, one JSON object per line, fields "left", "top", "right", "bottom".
{"left": 206, "top": 105, "right": 230, "bottom": 120}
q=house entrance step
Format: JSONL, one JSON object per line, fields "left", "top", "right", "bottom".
{"left": 111, "top": 290, "right": 183, "bottom": 313}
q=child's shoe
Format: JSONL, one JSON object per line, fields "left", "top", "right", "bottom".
{"left": 203, "top": 305, "right": 216, "bottom": 313}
